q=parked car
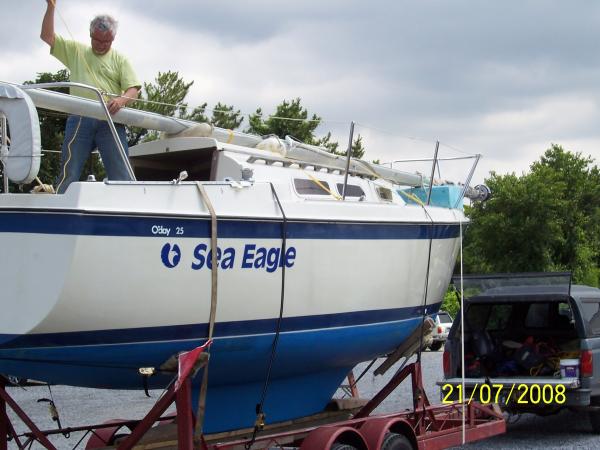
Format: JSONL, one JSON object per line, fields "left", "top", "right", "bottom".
{"left": 429, "top": 311, "right": 453, "bottom": 351}
{"left": 439, "top": 273, "right": 600, "bottom": 432}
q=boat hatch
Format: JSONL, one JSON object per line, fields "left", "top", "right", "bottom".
{"left": 129, "top": 136, "right": 219, "bottom": 181}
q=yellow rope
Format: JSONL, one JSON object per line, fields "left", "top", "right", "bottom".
{"left": 397, "top": 189, "right": 425, "bottom": 206}
{"left": 301, "top": 169, "right": 341, "bottom": 200}
{"left": 55, "top": 116, "right": 82, "bottom": 194}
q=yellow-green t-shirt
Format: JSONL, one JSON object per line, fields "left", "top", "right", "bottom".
{"left": 50, "top": 34, "right": 140, "bottom": 101}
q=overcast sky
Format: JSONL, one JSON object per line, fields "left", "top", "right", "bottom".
{"left": 2, "top": 0, "right": 600, "bottom": 184}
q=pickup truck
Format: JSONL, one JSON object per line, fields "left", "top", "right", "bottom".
{"left": 439, "top": 273, "right": 600, "bottom": 431}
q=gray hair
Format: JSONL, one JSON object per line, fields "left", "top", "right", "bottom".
{"left": 90, "top": 15, "right": 118, "bottom": 37}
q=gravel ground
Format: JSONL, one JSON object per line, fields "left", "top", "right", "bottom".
{"left": 4, "top": 351, "right": 599, "bottom": 449}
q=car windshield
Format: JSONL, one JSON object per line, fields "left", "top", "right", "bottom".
{"left": 438, "top": 313, "right": 452, "bottom": 323}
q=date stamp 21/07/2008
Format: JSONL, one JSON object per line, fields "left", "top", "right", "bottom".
{"left": 441, "top": 383, "right": 567, "bottom": 406}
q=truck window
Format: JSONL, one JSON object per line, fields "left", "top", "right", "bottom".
{"left": 485, "top": 304, "right": 512, "bottom": 331}
{"left": 581, "top": 299, "right": 600, "bottom": 335}
{"left": 466, "top": 304, "right": 490, "bottom": 331}
{"left": 525, "top": 303, "right": 550, "bottom": 328}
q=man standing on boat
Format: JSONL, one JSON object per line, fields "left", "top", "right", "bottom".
{"left": 40, "top": 0, "right": 141, "bottom": 194}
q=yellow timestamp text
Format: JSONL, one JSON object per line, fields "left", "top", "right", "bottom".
{"left": 441, "top": 383, "right": 567, "bottom": 405}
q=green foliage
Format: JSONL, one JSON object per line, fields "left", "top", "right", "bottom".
{"left": 246, "top": 98, "right": 367, "bottom": 158}
{"left": 441, "top": 287, "right": 460, "bottom": 318}
{"left": 246, "top": 98, "right": 322, "bottom": 143}
{"left": 327, "top": 133, "right": 366, "bottom": 159}
{"left": 128, "top": 71, "right": 201, "bottom": 145}
{"left": 211, "top": 102, "right": 244, "bottom": 130}
{"left": 464, "top": 144, "right": 600, "bottom": 286}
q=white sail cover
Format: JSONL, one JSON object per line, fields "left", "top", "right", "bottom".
{"left": 0, "top": 83, "right": 41, "bottom": 184}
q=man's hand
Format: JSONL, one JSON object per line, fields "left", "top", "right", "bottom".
{"left": 107, "top": 97, "right": 128, "bottom": 115}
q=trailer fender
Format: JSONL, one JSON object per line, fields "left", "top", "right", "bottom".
{"left": 85, "top": 420, "right": 133, "bottom": 449}
{"left": 359, "top": 417, "right": 417, "bottom": 450}
{"left": 300, "top": 425, "right": 368, "bottom": 450}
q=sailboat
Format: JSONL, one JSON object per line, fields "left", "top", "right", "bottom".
{"left": 0, "top": 81, "right": 487, "bottom": 432}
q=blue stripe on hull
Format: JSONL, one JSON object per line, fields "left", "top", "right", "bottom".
{"left": 0, "top": 306, "right": 426, "bottom": 348}
{"left": 0, "top": 211, "right": 460, "bottom": 240}
{"left": 0, "top": 311, "right": 440, "bottom": 432}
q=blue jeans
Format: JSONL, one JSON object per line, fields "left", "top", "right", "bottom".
{"left": 55, "top": 115, "right": 133, "bottom": 194}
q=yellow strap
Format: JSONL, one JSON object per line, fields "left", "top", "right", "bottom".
{"left": 226, "top": 129, "right": 234, "bottom": 144}
{"left": 397, "top": 189, "right": 425, "bottom": 206}
{"left": 194, "top": 182, "right": 218, "bottom": 437}
{"left": 301, "top": 169, "right": 341, "bottom": 200}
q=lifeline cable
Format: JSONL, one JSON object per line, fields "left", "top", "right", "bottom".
{"left": 416, "top": 208, "right": 435, "bottom": 365}
{"left": 459, "top": 217, "right": 466, "bottom": 445}
{"left": 246, "top": 183, "right": 288, "bottom": 450}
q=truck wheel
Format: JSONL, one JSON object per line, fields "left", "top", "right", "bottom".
{"left": 589, "top": 397, "right": 600, "bottom": 433}
{"left": 589, "top": 411, "right": 600, "bottom": 433}
{"left": 429, "top": 341, "right": 443, "bottom": 351}
{"left": 331, "top": 444, "right": 357, "bottom": 450}
{"left": 381, "top": 432, "right": 413, "bottom": 450}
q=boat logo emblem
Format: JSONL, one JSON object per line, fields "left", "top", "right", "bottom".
{"left": 161, "top": 243, "right": 182, "bottom": 268}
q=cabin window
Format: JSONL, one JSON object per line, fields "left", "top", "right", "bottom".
{"left": 294, "top": 178, "right": 331, "bottom": 196}
{"left": 377, "top": 187, "right": 393, "bottom": 201}
{"left": 336, "top": 183, "right": 365, "bottom": 198}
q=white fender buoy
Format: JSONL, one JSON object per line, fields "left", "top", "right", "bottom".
{"left": 0, "top": 83, "right": 41, "bottom": 184}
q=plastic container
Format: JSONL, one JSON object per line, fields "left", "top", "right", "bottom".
{"left": 560, "top": 358, "right": 580, "bottom": 378}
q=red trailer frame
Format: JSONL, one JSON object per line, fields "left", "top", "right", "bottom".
{"left": 0, "top": 345, "right": 505, "bottom": 450}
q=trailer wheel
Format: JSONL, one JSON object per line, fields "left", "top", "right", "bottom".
{"left": 300, "top": 426, "right": 367, "bottom": 450}
{"left": 381, "top": 432, "right": 413, "bottom": 450}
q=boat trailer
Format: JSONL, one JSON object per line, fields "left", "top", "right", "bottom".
{"left": 0, "top": 345, "right": 505, "bottom": 450}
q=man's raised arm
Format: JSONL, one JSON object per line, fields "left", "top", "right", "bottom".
{"left": 41, "top": 0, "right": 56, "bottom": 47}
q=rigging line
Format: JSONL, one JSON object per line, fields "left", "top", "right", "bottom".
{"left": 105, "top": 92, "right": 349, "bottom": 126}
{"left": 348, "top": 358, "right": 378, "bottom": 391}
{"left": 246, "top": 183, "right": 288, "bottom": 450}
{"left": 354, "top": 121, "right": 433, "bottom": 143}
{"left": 355, "top": 122, "right": 477, "bottom": 157}
{"left": 460, "top": 216, "right": 466, "bottom": 444}
{"left": 416, "top": 202, "right": 436, "bottom": 366}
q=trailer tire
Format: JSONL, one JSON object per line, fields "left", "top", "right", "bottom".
{"left": 331, "top": 445, "right": 357, "bottom": 450}
{"left": 381, "top": 432, "right": 413, "bottom": 450}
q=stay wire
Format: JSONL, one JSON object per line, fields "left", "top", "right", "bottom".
{"left": 246, "top": 183, "right": 288, "bottom": 450}
{"left": 416, "top": 206, "right": 435, "bottom": 365}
